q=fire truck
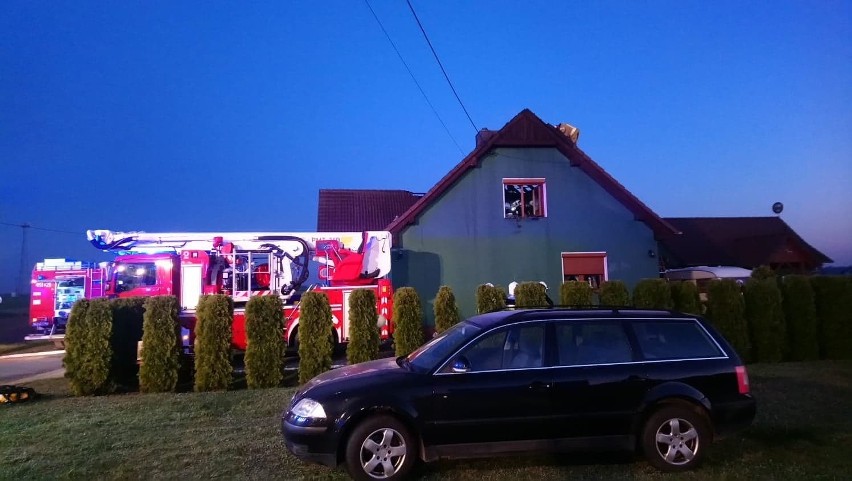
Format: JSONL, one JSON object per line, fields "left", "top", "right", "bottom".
{"left": 25, "top": 258, "right": 109, "bottom": 345}
{"left": 85, "top": 229, "right": 394, "bottom": 351}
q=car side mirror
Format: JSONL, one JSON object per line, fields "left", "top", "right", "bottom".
{"left": 452, "top": 357, "right": 470, "bottom": 373}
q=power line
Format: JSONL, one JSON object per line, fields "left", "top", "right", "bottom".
{"left": 0, "top": 221, "right": 81, "bottom": 235}
{"left": 406, "top": 0, "right": 478, "bottom": 132}
{"left": 363, "top": 0, "right": 465, "bottom": 155}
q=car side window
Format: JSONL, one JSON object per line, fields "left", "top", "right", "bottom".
{"left": 631, "top": 320, "right": 723, "bottom": 360}
{"left": 442, "top": 324, "right": 545, "bottom": 373}
{"left": 556, "top": 321, "right": 632, "bottom": 366}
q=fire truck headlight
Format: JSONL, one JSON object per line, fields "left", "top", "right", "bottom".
{"left": 291, "top": 398, "right": 327, "bottom": 420}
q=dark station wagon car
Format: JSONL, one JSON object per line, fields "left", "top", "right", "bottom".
{"left": 282, "top": 308, "right": 756, "bottom": 480}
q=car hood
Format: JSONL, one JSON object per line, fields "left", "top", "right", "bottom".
{"left": 296, "top": 357, "right": 402, "bottom": 398}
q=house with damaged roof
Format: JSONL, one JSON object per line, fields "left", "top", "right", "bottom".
{"left": 319, "top": 109, "right": 680, "bottom": 324}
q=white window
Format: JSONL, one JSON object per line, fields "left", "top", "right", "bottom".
{"left": 561, "top": 252, "right": 608, "bottom": 289}
{"left": 503, "top": 178, "right": 546, "bottom": 218}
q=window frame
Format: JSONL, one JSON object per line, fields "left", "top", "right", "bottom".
{"left": 561, "top": 252, "right": 608, "bottom": 289}
{"left": 502, "top": 178, "right": 547, "bottom": 219}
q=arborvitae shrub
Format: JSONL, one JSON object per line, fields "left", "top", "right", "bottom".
{"left": 64, "top": 298, "right": 113, "bottom": 396}
{"left": 515, "top": 282, "right": 548, "bottom": 307}
{"left": 744, "top": 278, "right": 786, "bottom": 363}
{"left": 393, "top": 287, "right": 424, "bottom": 357}
{"left": 706, "top": 279, "right": 751, "bottom": 362}
{"left": 194, "top": 295, "right": 233, "bottom": 391}
{"left": 245, "top": 295, "right": 285, "bottom": 389}
{"left": 751, "top": 265, "right": 775, "bottom": 280}
{"left": 110, "top": 297, "right": 146, "bottom": 387}
{"left": 139, "top": 296, "right": 181, "bottom": 393}
{"left": 671, "top": 282, "right": 702, "bottom": 314}
{"left": 347, "top": 289, "right": 380, "bottom": 365}
{"left": 781, "top": 275, "right": 819, "bottom": 361}
{"left": 560, "top": 281, "right": 594, "bottom": 306}
{"left": 632, "top": 279, "right": 673, "bottom": 309}
{"left": 298, "top": 291, "right": 334, "bottom": 384}
{"left": 434, "top": 286, "right": 461, "bottom": 334}
{"left": 599, "top": 281, "right": 630, "bottom": 307}
{"left": 810, "top": 276, "right": 852, "bottom": 360}
{"left": 476, "top": 284, "right": 506, "bottom": 314}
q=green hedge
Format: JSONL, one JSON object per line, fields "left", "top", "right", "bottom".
{"left": 194, "top": 295, "right": 233, "bottom": 391}
{"left": 347, "top": 289, "right": 380, "bottom": 365}
{"left": 781, "top": 275, "right": 819, "bottom": 361}
{"left": 298, "top": 291, "right": 334, "bottom": 384}
{"left": 434, "top": 286, "right": 460, "bottom": 334}
{"left": 64, "top": 298, "right": 113, "bottom": 396}
{"left": 599, "top": 281, "right": 630, "bottom": 307}
{"left": 810, "top": 276, "right": 852, "bottom": 360}
{"left": 245, "top": 295, "right": 285, "bottom": 389}
{"left": 515, "top": 282, "right": 548, "bottom": 307}
{"left": 671, "top": 282, "right": 701, "bottom": 314}
{"left": 706, "top": 279, "right": 751, "bottom": 362}
{"left": 393, "top": 287, "right": 424, "bottom": 357}
{"left": 744, "top": 278, "right": 786, "bottom": 363}
{"left": 476, "top": 284, "right": 506, "bottom": 314}
{"left": 632, "top": 279, "right": 673, "bottom": 309}
{"left": 560, "top": 281, "right": 594, "bottom": 307}
{"left": 110, "top": 297, "right": 146, "bottom": 387}
{"left": 139, "top": 296, "right": 181, "bottom": 393}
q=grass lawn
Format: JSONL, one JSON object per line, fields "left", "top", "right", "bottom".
{"left": 1, "top": 361, "right": 850, "bottom": 480}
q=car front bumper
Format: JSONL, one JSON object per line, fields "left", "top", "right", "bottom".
{"left": 281, "top": 413, "right": 337, "bottom": 467}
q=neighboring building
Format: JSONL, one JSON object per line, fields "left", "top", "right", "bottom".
{"left": 660, "top": 217, "right": 832, "bottom": 273}
{"left": 317, "top": 189, "right": 422, "bottom": 232}
{"left": 377, "top": 109, "right": 678, "bottom": 324}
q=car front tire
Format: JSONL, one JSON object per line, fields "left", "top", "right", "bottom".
{"left": 345, "top": 415, "right": 416, "bottom": 481}
{"left": 642, "top": 405, "right": 710, "bottom": 472}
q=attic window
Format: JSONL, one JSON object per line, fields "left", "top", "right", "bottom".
{"left": 503, "top": 178, "right": 546, "bottom": 219}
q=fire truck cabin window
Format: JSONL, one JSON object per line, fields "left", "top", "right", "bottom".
{"left": 115, "top": 262, "right": 157, "bottom": 292}
{"left": 503, "top": 179, "right": 546, "bottom": 219}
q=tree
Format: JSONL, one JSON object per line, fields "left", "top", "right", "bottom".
{"left": 347, "top": 289, "right": 380, "bottom": 365}
{"left": 434, "top": 286, "right": 460, "bottom": 334}
{"left": 245, "top": 295, "right": 285, "bottom": 389}
{"left": 393, "top": 287, "right": 424, "bottom": 357}
{"left": 139, "top": 296, "right": 181, "bottom": 393}
{"left": 194, "top": 295, "right": 233, "bottom": 391}
{"left": 298, "top": 292, "right": 334, "bottom": 384}
{"left": 560, "top": 281, "right": 594, "bottom": 306}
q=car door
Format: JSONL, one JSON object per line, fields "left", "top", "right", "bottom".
{"left": 422, "top": 322, "right": 554, "bottom": 448}
{"left": 548, "top": 319, "right": 646, "bottom": 443}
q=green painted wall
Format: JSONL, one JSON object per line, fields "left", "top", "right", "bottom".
{"left": 392, "top": 147, "right": 660, "bottom": 325}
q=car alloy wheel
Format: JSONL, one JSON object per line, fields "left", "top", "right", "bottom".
{"left": 642, "top": 405, "right": 709, "bottom": 472}
{"left": 345, "top": 415, "right": 415, "bottom": 481}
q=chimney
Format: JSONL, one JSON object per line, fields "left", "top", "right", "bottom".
{"left": 557, "top": 123, "right": 580, "bottom": 143}
{"left": 475, "top": 128, "right": 497, "bottom": 146}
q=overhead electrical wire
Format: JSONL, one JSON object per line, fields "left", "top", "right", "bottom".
{"left": 0, "top": 221, "right": 81, "bottom": 235}
{"left": 405, "top": 0, "right": 478, "bottom": 132}
{"left": 363, "top": 0, "right": 465, "bottom": 155}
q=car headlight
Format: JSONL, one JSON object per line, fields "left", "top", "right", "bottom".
{"left": 291, "top": 398, "right": 327, "bottom": 419}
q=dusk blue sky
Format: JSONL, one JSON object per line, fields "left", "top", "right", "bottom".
{"left": 2, "top": 1, "right": 851, "bottom": 294}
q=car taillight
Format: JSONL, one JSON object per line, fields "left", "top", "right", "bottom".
{"left": 736, "top": 365, "right": 750, "bottom": 394}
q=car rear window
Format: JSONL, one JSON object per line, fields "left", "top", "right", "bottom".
{"left": 631, "top": 320, "right": 724, "bottom": 360}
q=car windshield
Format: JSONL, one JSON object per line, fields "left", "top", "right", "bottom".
{"left": 406, "top": 321, "right": 482, "bottom": 372}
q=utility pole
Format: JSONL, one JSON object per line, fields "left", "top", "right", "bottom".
{"left": 14, "top": 222, "right": 30, "bottom": 296}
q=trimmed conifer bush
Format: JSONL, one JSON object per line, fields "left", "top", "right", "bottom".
{"left": 347, "top": 289, "right": 380, "bottom": 365}
{"left": 298, "top": 291, "right": 334, "bottom": 384}
{"left": 245, "top": 295, "right": 285, "bottom": 389}
{"left": 434, "top": 286, "right": 461, "bottom": 334}
{"left": 671, "top": 282, "right": 701, "bottom": 314}
{"left": 744, "top": 277, "right": 786, "bottom": 363}
{"left": 139, "top": 296, "right": 181, "bottom": 393}
{"left": 515, "top": 282, "right": 549, "bottom": 307}
{"left": 560, "top": 281, "right": 594, "bottom": 307}
{"left": 781, "top": 275, "right": 819, "bottom": 361}
{"left": 194, "top": 295, "right": 233, "bottom": 391}
{"left": 110, "top": 297, "right": 146, "bottom": 387}
{"left": 632, "top": 279, "right": 673, "bottom": 309}
{"left": 706, "top": 279, "right": 751, "bottom": 362}
{"left": 476, "top": 284, "right": 506, "bottom": 314}
{"left": 810, "top": 276, "right": 852, "bottom": 359}
{"left": 751, "top": 265, "right": 775, "bottom": 280}
{"left": 599, "top": 281, "right": 630, "bottom": 307}
{"left": 393, "top": 287, "right": 424, "bottom": 357}
{"left": 64, "top": 298, "right": 113, "bottom": 396}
